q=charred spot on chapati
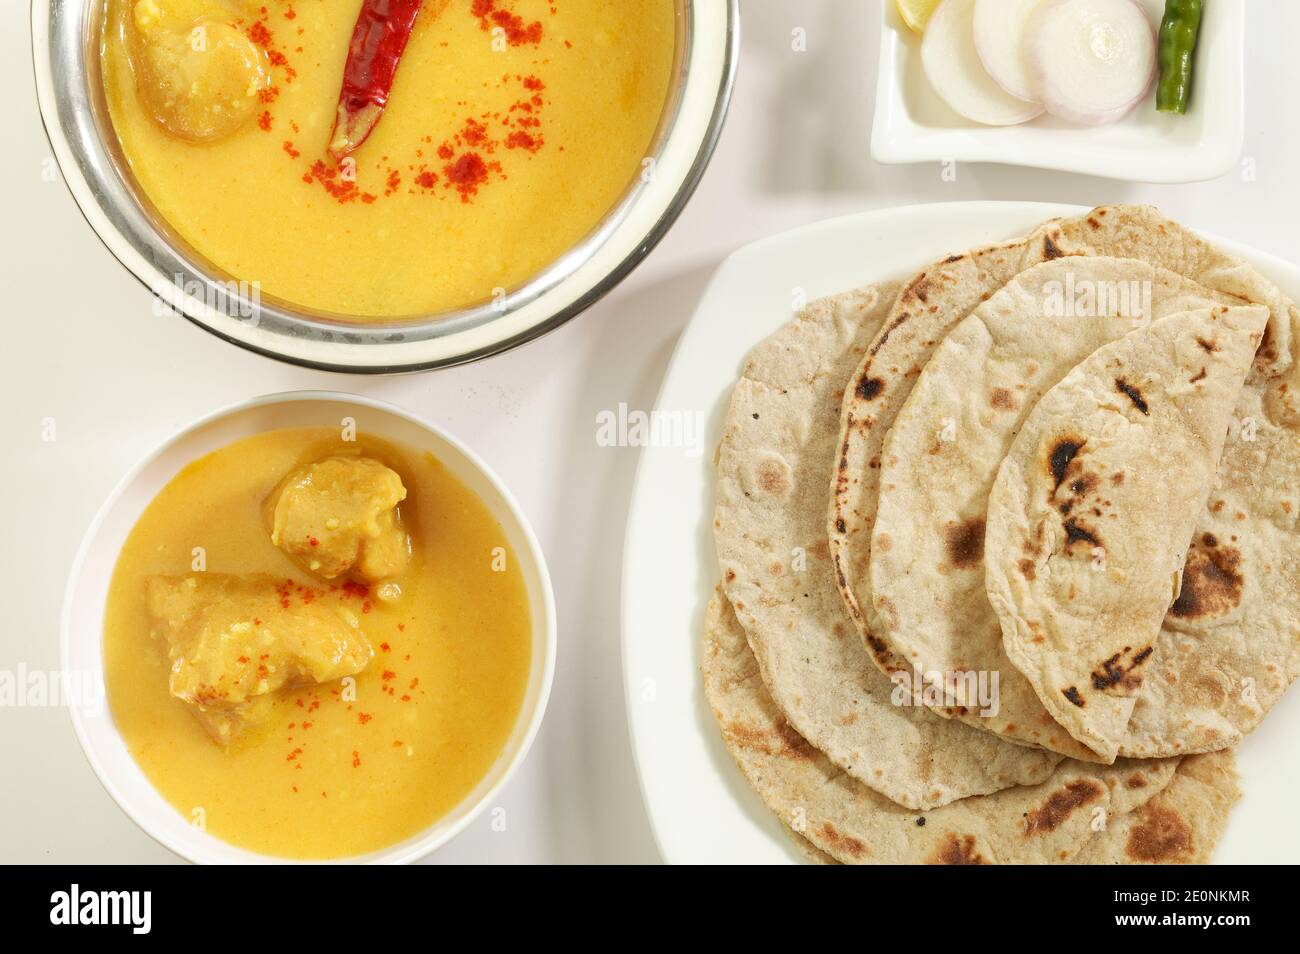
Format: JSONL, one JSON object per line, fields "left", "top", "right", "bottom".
{"left": 990, "top": 387, "right": 1018, "bottom": 411}
{"left": 1062, "top": 686, "right": 1085, "bottom": 707}
{"left": 1125, "top": 806, "right": 1193, "bottom": 863}
{"left": 870, "top": 315, "right": 909, "bottom": 356}
{"left": 820, "top": 822, "right": 867, "bottom": 859}
{"left": 1115, "top": 377, "right": 1150, "bottom": 415}
{"left": 927, "top": 832, "right": 989, "bottom": 865}
{"left": 1023, "top": 779, "right": 1104, "bottom": 836}
{"left": 1091, "top": 646, "right": 1154, "bottom": 692}
{"left": 1170, "top": 537, "right": 1245, "bottom": 619}
{"left": 943, "top": 517, "right": 986, "bottom": 569}
{"left": 1063, "top": 518, "right": 1101, "bottom": 550}
{"left": 1048, "top": 437, "right": 1086, "bottom": 489}
{"left": 906, "top": 274, "right": 931, "bottom": 305}
{"left": 856, "top": 375, "right": 884, "bottom": 400}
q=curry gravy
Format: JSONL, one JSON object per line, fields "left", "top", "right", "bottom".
{"left": 100, "top": 0, "right": 676, "bottom": 318}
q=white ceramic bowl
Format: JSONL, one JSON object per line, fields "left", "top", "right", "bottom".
{"left": 62, "top": 392, "right": 557, "bottom": 864}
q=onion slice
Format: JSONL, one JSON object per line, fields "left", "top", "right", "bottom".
{"left": 973, "top": 0, "right": 1046, "bottom": 104}
{"left": 922, "top": 0, "right": 1043, "bottom": 126}
{"left": 1027, "top": 0, "right": 1157, "bottom": 126}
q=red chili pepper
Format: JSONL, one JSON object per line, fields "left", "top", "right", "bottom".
{"left": 328, "top": 0, "right": 426, "bottom": 161}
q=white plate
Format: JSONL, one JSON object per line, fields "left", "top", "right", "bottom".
{"left": 63, "top": 392, "right": 557, "bottom": 864}
{"left": 871, "top": 0, "right": 1245, "bottom": 183}
{"left": 621, "top": 202, "right": 1300, "bottom": 864}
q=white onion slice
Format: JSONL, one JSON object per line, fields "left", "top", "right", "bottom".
{"left": 974, "top": 0, "right": 1046, "bottom": 103}
{"left": 1027, "top": 0, "right": 1157, "bottom": 125}
{"left": 922, "top": 0, "right": 1044, "bottom": 126}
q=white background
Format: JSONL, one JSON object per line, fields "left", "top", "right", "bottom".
{"left": 3, "top": 0, "right": 1299, "bottom": 864}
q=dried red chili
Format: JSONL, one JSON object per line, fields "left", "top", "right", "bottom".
{"left": 329, "top": 0, "right": 429, "bottom": 160}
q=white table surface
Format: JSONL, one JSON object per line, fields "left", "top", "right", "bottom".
{"left": 4, "top": 0, "right": 1299, "bottom": 865}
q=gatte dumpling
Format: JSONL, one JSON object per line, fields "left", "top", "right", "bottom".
{"left": 268, "top": 456, "right": 411, "bottom": 583}
{"left": 146, "top": 573, "right": 374, "bottom": 745}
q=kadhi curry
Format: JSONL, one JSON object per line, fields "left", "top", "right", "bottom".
{"left": 100, "top": 0, "right": 677, "bottom": 318}
{"left": 103, "top": 426, "right": 531, "bottom": 859}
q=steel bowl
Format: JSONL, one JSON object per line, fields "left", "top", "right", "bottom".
{"left": 32, "top": 0, "right": 738, "bottom": 372}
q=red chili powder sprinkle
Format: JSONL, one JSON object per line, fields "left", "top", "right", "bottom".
{"left": 283, "top": 140, "right": 300, "bottom": 159}
{"left": 444, "top": 153, "right": 491, "bottom": 202}
{"left": 461, "top": 117, "right": 489, "bottom": 146}
{"left": 506, "top": 130, "right": 541, "bottom": 152}
{"left": 352, "top": 750, "right": 361, "bottom": 768}
{"left": 379, "top": 641, "right": 391, "bottom": 653}
{"left": 247, "top": 21, "right": 272, "bottom": 47}
{"left": 473, "top": 0, "right": 544, "bottom": 46}
{"left": 358, "top": 712, "right": 372, "bottom": 725}
{"left": 258, "top": 111, "right": 272, "bottom": 131}
{"left": 342, "top": 580, "right": 369, "bottom": 598}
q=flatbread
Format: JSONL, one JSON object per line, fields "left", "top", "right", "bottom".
{"left": 870, "top": 258, "right": 1235, "bottom": 754}
{"left": 713, "top": 283, "right": 1062, "bottom": 810}
{"left": 986, "top": 305, "right": 1268, "bottom": 762}
{"left": 702, "top": 588, "right": 1183, "bottom": 864}
{"left": 1048, "top": 209, "right": 1300, "bottom": 766}
{"left": 830, "top": 204, "right": 1299, "bottom": 756}
{"left": 1046, "top": 206, "right": 1295, "bottom": 377}
{"left": 1073, "top": 751, "right": 1239, "bottom": 865}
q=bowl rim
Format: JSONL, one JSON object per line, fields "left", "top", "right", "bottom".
{"left": 60, "top": 390, "right": 558, "bottom": 864}
{"left": 31, "top": 0, "right": 740, "bottom": 373}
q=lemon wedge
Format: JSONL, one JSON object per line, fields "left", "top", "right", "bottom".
{"left": 896, "top": 0, "right": 943, "bottom": 33}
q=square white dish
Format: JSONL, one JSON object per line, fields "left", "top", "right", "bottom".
{"left": 621, "top": 202, "right": 1300, "bottom": 864}
{"left": 870, "top": 0, "right": 1245, "bottom": 183}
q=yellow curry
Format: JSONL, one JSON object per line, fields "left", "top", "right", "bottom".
{"left": 100, "top": 0, "right": 676, "bottom": 318}
{"left": 103, "top": 426, "right": 532, "bottom": 859}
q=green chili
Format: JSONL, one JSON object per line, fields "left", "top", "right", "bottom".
{"left": 1156, "top": 0, "right": 1204, "bottom": 114}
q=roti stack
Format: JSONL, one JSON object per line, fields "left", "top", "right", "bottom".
{"left": 702, "top": 206, "right": 1299, "bottom": 863}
